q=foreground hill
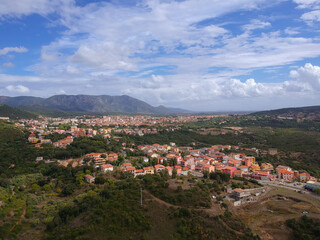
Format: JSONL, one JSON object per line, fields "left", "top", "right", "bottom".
{"left": 0, "top": 95, "right": 189, "bottom": 114}
{"left": 0, "top": 104, "right": 38, "bottom": 119}
{"left": 252, "top": 105, "right": 320, "bottom": 116}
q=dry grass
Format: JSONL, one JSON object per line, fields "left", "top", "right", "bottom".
{"left": 235, "top": 186, "right": 320, "bottom": 240}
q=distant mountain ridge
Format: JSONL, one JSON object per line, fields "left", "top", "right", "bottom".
{"left": 0, "top": 95, "right": 190, "bottom": 115}
{"left": 252, "top": 105, "right": 320, "bottom": 115}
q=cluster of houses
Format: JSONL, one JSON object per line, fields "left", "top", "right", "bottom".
{"left": 53, "top": 136, "right": 74, "bottom": 148}
{"left": 19, "top": 114, "right": 219, "bottom": 147}
{"left": 84, "top": 152, "right": 118, "bottom": 165}
{"left": 82, "top": 143, "right": 316, "bottom": 185}
{"left": 113, "top": 126, "right": 180, "bottom": 136}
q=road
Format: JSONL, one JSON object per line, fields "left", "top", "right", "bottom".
{"left": 258, "top": 180, "right": 320, "bottom": 201}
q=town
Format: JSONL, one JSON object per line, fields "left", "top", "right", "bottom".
{"left": 17, "top": 114, "right": 319, "bottom": 204}
{"left": 1, "top": 112, "right": 320, "bottom": 239}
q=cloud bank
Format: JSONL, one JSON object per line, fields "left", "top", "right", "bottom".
{"left": 0, "top": 0, "right": 319, "bottom": 110}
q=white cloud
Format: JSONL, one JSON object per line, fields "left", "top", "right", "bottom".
{"left": 290, "top": 63, "right": 320, "bottom": 91}
{"left": 70, "top": 42, "right": 137, "bottom": 71}
{"left": 0, "top": 0, "right": 73, "bottom": 18}
{"left": 242, "top": 19, "right": 271, "bottom": 32}
{"left": 124, "top": 63, "right": 320, "bottom": 108}
{"left": 0, "top": 46, "right": 28, "bottom": 55}
{"left": 293, "top": 0, "right": 320, "bottom": 24}
{"left": 2, "top": 62, "right": 14, "bottom": 68}
{"left": 33, "top": 0, "right": 276, "bottom": 75}
{"left": 284, "top": 27, "right": 300, "bottom": 35}
{"left": 66, "top": 65, "right": 81, "bottom": 75}
{"left": 293, "top": 0, "right": 320, "bottom": 9}
{"left": 0, "top": 74, "right": 41, "bottom": 83}
{"left": 0, "top": 0, "right": 319, "bottom": 110}
{"left": 301, "top": 10, "right": 320, "bottom": 23}
{"left": 57, "top": 89, "right": 66, "bottom": 94}
{"left": 5, "top": 84, "right": 30, "bottom": 93}
{"left": 140, "top": 74, "right": 164, "bottom": 89}
{"left": 28, "top": 0, "right": 320, "bottom": 80}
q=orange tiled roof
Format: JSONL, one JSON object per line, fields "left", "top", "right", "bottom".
{"left": 277, "top": 169, "right": 294, "bottom": 174}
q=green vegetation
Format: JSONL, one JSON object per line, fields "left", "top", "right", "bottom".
{"left": 38, "top": 136, "right": 123, "bottom": 160}
{"left": 286, "top": 216, "right": 320, "bottom": 240}
{"left": 171, "top": 208, "right": 259, "bottom": 240}
{"left": 46, "top": 178, "right": 150, "bottom": 240}
{"left": 0, "top": 104, "right": 38, "bottom": 119}
{"left": 141, "top": 174, "right": 211, "bottom": 208}
{"left": 126, "top": 129, "right": 242, "bottom": 147}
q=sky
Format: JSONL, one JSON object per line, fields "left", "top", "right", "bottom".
{"left": 0, "top": 0, "right": 320, "bottom": 111}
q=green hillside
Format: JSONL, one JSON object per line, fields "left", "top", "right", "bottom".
{"left": 0, "top": 104, "right": 38, "bottom": 119}
{"left": 252, "top": 105, "right": 320, "bottom": 116}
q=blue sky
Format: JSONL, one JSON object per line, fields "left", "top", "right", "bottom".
{"left": 0, "top": 0, "right": 320, "bottom": 111}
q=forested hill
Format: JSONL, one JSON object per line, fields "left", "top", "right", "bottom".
{"left": 0, "top": 104, "right": 38, "bottom": 119}
{"left": 252, "top": 105, "right": 320, "bottom": 116}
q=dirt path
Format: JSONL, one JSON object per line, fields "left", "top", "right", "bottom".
{"left": 9, "top": 208, "right": 26, "bottom": 232}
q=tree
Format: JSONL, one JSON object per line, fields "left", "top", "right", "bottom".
{"left": 118, "top": 154, "right": 125, "bottom": 163}
{"left": 160, "top": 169, "right": 169, "bottom": 180}
{"left": 170, "top": 158, "right": 177, "bottom": 166}
{"left": 203, "top": 170, "right": 209, "bottom": 179}
{"left": 172, "top": 169, "right": 177, "bottom": 179}
{"left": 163, "top": 160, "right": 168, "bottom": 166}
{"left": 30, "top": 183, "right": 41, "bottom": 193}
{"left": 42, "top": 184, "right": 51, "bottom": 192}
{"left": 61, "top": 183, "right": 76, "bottom": 196}
{"left": 75, "top": 172, "right": 85, "bottom": 186}
{"left": 95, "top": 176, "right": 105, "bottom": 184}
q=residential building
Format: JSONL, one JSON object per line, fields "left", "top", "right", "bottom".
{"left": 143, "top": 166, "right": 154, "bottom": 174}
{"left": 101, "top": 164, "right": 114, "bottom": 173}
{"left": 85, "top": 175, "right": 95, "bottom": 183}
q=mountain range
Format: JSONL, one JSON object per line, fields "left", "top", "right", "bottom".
{"left": 0, "top": 95, "right": 191, "bottom": 115}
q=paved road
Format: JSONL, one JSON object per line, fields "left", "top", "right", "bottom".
{"left": 258, "top": 180, "right": 320, "bottom": 201}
